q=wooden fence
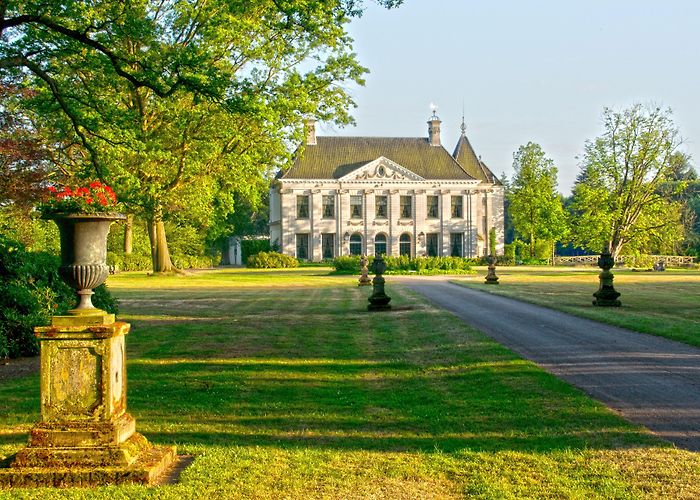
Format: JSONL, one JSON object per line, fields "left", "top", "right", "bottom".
{"left": 554, "top": 255, "right": 696, "bottom": 267}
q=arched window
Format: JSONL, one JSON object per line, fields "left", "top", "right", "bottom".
{"left": 374, "top": 233, "right": 387, "bottom": 256}
{"left": 349, "top": 233, "right": 363, "bottom": 256}
{"left": 399, "top": 233, "right": 411, "bottom": 257}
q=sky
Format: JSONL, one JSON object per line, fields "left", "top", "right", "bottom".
{"left": 316, "top": 0, "right": 700, "bottom": 195}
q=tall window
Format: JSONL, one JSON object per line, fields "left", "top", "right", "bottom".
{"left": 349, "top": 233, "right": 362, "bottom": 256}
{"left": 374, "top": 233, "right": 387, "bottom": 256}
{"left": 375, "top": 195, "right": 388, "bottom": 218}
{"left": 399, "top": 233, "right": 411, "bottom": 256}
{"left": 426, "top": 233, "right": 439, "bottom": 257}
{"left": 296, "top": 233, "right": 309, "bottom": 259}
{"left": 321, "top": 233, "right": 335, "bottom": 259}
{"left": 400, "top": 195, "right": 412, "bottom": 218}
{"left": 427, "top": 195, "right": 439, "bottom": 218}
{"left": 297, "top": 195, "right": 309, "bottom": 219}
{"left": 451, "top": 196, "right": 463, "bottom": 218}
{"left": 322, "top": 195, "right": 335, "bottom": 218}
{"left": 450, "top": 232, "right": 463, "bottom": 257}
{"left": 350, "top": 195, "right": 363, "bottom": 219}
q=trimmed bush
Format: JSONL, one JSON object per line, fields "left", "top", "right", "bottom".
{"left": 0, "top": 235, "right": 118, "bottom": 359}
{"left": 247, "top": 251, "right": 298, "bottom": 268}
{"left": 332, "top": 255, "right": 474, "bottom": 275}
{"left": 171, "top": 254, "right": 219, "bottom": 269}
{"left": 332, "top": 256, "right": 362, "bottom": 273}
{"left": 108, "top": 252, "right": 219, "bottom": 271}
{"left": 241, "top": 239, "right": 271, "bottom": 262}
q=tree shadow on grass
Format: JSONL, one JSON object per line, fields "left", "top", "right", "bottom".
{"left": 126, "top": 358, "right": 661, "bottom": 455}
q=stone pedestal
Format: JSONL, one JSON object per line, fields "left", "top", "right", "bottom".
{"left": 0, "top": 313, "right": 175, "bottom": 488}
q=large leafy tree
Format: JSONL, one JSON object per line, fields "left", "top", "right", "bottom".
{"left": 1, "top": 0, "right": 402, "bottom": 272}
{"left": 508, "top": 142, "right": 567, "bottom": 258}
{"left": 570, "top": 105, "right": 685, "bottom": 258}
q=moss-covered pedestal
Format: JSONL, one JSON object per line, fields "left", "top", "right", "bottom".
{"left": 0, "top": 312, "right": 175, "bottom": 488}
{"left": 0, "top": 311, "right": 175, "bottom": 488}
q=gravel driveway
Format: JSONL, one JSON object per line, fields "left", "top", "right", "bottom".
{"left": 402, "top": 279, "right": 700, "bottom": 451}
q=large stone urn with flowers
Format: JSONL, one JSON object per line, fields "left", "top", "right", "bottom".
{"left": 0, "top": 182, "right": 175, "bottom": 488}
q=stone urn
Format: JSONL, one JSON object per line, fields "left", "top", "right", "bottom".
{"left": 47, "top": 213, "right": 126, "bottom": 313}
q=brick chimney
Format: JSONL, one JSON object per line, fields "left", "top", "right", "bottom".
{"left": 427, "top": 112, "right": 441, "bottom": 146}
{"left": 304, "top": 118, "right": 317, "bottom": 146}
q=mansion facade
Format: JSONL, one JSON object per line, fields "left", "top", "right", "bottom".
{"left": 269, "top": 114, "right": 504, "bottom": 261}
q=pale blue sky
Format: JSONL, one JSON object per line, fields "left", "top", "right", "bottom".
{"left": 318, "top": 0, "right": 700, "bottom": 195}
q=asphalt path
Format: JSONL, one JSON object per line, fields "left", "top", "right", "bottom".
{"left": 401, "top": 278, "right": 700, "bottom": 451}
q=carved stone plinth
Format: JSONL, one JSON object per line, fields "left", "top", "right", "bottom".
{"left": 0, "top": 313, "right": 175, "bottom": 488}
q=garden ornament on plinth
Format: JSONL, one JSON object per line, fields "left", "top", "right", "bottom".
{"left": 0, "top": 182, "right": 176, "bottom": 488}
{"left": 358, "top": 255, "right": 372, "bottom": 286}
{"left": 593, "top": 248, "right": 621, "bottom": 307}
{"left": 484, "top": 254, "right": 499, "bottom": 285}
{"left": 368, "top": 255, "right": 391, "bottom": 311}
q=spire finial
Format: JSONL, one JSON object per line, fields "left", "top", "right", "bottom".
{"left": 460, "top": 102, "right": 466, "bottom": 135}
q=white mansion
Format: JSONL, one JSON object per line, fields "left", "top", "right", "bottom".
{"left": 269, "top": 114, "right": 504, "bottom": 261}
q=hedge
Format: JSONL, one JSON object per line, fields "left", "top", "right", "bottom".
{"left": 332, "top": 255, "right": 475, "bottom": 275}
{"left": 247, "top": 251, "right": 298, "bottom": 268}
{"left": 241, "top": 239, "right": 271, "bottom": 263}
{"left": 107, "top": 252, "right": 219, "bottom": 271}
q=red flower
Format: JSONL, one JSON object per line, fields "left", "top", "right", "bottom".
{"left": 48, "top": 186, "right": 57, "bottom": 193}
{"left": 89, "top": 181, "right": 101, "bottom": 189}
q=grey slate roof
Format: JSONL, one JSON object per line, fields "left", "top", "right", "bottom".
{"left": 452, "top": 133, "right": 501, "bottom": 184}
{"left": 281, "top": 137, "right": 474, "bottom": 180}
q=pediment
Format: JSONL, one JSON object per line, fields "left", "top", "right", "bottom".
{"left": 339, "top": 157, "right": 425, "bottom": 182}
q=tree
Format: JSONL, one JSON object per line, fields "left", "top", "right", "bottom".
{"left": 508, "top": 142, "right": 567, "bottom": 258}
{"left": 4, "top": 1, "right": 403, "bottom": 272}
{"left": 0, "top": 85, "right": 50, "bottom": 207}
{"left": 569, "top": 105, "right": 685, "bottom": 258}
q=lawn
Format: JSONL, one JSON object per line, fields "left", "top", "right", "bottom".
{"left": 1, "top": 268, "right": 699, "bottom": 499}
{"left": 455, "top": 266, "right": 700, "bottom": 348}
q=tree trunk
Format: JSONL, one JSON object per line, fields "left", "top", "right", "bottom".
{"left": 123, "top": 214, "right": 133, "bottom": 255}
{"left": 530, "top": 232, "right": 535, "bottom": 258}
{"left": 147, "top": 212, "right": 175, "bottom": 273}
{"left": 551, "top": 240, "right": 556, "bottom": 266}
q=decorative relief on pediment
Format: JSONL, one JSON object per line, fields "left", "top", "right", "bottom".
{"left": 397, "top": 220, "right": 414, "bottom": 226}
{"left": 346, "top": 220, "right": 364, "bottom": 226}
{"left": 373, "top": 220, "right": 389, "bottom": 226}
{"left": 341, "top": 157, "right": 425, "bottom": 182}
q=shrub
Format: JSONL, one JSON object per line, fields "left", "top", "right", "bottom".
{"left": 108, "top": 252, "right": 219, "bottom": 271}
{"left": 171, "top": 254, "right": 219, "bottom": 269}
{"left": 0, "top": 235, "right": 117, "bottom": 359}
{"left": 622, "top": 253, "right": 656, "bottom": 269}
{"left": 241, "top": 239, "right": 271, "bottom": 262}
{"left": 247, "top": 251, "right": 298, "bottom": 268}
{"left": 332, "top": 256, "right": 362, "bottom": 273}
{"left": 332, "top": 255, "right": 474, "bottom": 275}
